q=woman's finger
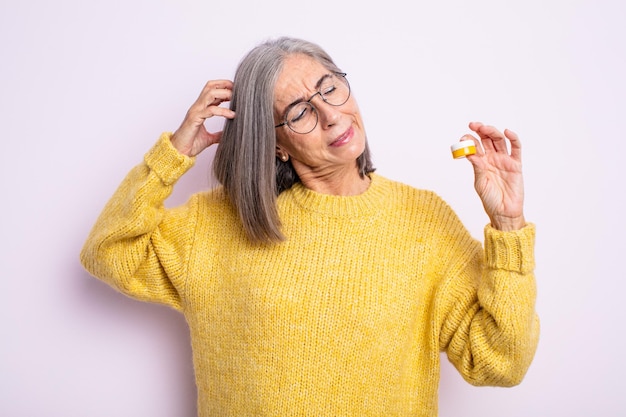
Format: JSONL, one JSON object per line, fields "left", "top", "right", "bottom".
{"left": 504, "top": 128, "right": 522, "bottom": 161}
{"left": 470, "top": 122, "right": 509, "bottom": 154}
{"left": 187, "top": 85, "right": 235, "bottom": 121}
{"left": 201, "top": 105, "right": 236, "bottom": 121}
{"left": 199, "top": 79, "right": 234, "bottom": 105}
{"left": 171, "top": 80, "right": 236, "bottom": 156}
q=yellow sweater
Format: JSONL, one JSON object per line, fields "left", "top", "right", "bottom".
{"left": 81, "top": 133, "right": 539, "bottom": 417}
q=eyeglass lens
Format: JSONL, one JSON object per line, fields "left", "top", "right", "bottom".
{"left": 284, "top": 74, "right": 350, "bottom": 134}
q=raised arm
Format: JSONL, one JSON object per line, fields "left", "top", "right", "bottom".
{"left": 80, "top": 79, "right": 235, "bottom": 309}
{"left": 437, "top": 223, "right": 539, "bottom": 386}
{"left": 79, "top": 134, "right": 197, "bottom": 310}
{"left": 440, "top": 123, "right": 539, "bottom": 385}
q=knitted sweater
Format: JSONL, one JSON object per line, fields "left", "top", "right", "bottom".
{"left": 80, "top": 133, "right": 539, "bottom": 417}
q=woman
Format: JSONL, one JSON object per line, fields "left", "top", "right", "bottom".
{"left": 81, "top": 37, "right": 539, "bottom": 416}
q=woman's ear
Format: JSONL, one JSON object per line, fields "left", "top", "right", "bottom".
{"left": 276, "top": 147, "right": 289, "bottom": 162}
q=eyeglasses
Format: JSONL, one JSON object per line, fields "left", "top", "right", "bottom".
{"left": 275, "top": 72, "right": 350, "bottom": 135}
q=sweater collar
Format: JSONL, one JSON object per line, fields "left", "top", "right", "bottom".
{"left": 284, "top": 173, "right": 389, "bottom": 218}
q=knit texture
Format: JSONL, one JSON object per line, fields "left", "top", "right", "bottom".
{"left": 80, "top": 133, "right": 540, "bottom": 417}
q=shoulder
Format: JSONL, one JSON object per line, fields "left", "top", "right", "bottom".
{"left": 164, "top": 186, "right": 234, "bottom": 223}
{"left": 372, "top": 174, "right": 450, "bottom": 210}
{"left": 372, "top": 174, "right": 467, "bottom": 233}
{"left": 191, "top": 186, "right": 235, "bottom": 218}
{"left": 163, "top": 185, "right": 245, "bottom": 243}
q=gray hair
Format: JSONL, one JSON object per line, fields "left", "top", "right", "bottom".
{"left": 213, "top": 37, "right": 375, "bottom": 244}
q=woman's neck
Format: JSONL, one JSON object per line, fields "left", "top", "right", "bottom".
{"left": 295, "top": 165, "right": 371, "bottom": 196}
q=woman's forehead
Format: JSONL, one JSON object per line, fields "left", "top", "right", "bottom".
{"left": 274, "top": 55, "right": 328, "bottom": 105}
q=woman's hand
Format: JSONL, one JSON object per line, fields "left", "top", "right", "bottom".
{"left": 461, "top": 121, "right": 526, "bottom": 231}
{"left": 170, "top": 80, "right": 236, "bottom": 157}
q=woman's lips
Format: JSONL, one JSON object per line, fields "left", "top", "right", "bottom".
{"left": 329, "top": 126, "right": 354, "bottom": 147}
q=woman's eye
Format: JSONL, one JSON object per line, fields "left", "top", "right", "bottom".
{"left": 290, "top": 106, "right": 308, "bottom": 123}
{"left": 323, "top": 85, "right": 337, "bottom": 96}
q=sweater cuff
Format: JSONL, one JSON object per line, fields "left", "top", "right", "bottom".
{"left": 144, "top": 132, "right": 196, "bottom": 186}
{"left": 484, "top": 223, "right": 536, "bottom": 274}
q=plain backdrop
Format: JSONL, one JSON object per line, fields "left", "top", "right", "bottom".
{"left": 1, "top": 0, "right": 624, "bottom": 416}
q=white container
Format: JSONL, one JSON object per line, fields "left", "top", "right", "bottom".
{"left": 450, "top": 141, "right": 477, "bottom": 159}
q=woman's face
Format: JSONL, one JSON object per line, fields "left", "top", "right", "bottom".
{"left": 273, "top": 54, "right": 366, "bottom": 179}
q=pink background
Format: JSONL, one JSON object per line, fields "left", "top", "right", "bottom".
{"left": 1, "top": 0, "right": 623, "bottom": 415}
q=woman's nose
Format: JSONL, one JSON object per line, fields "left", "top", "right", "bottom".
{"left": 315, "top": 99, "right": 341, "bottom": 129}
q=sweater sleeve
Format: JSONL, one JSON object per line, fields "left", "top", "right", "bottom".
{"left": 437, "top": 223, "right": 540, "bottom": 387}
{"left": 80, "top": 133, "right": 197, "bottom": 311}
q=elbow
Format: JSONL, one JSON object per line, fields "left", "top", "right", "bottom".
{"left": 464, "top": 352, "right": 534, "bottom": 388}
{"left": 482, "top": 360, "right": 531, "bottom": 387}
{"left": 79, "top": 241, "right": 100, "bottom": 278}
{"left": 469, "top": 318, "right": 541, "bottom": 387}
{"left": 79, "top": 239, "right": 131, "bottom": 288}
{"left": 80, "top": 239, "right": 113, "bottom": 280}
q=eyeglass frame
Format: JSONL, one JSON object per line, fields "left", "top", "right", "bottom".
{"left": 274, "top": 72, "right": 350, "bottom": 135}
